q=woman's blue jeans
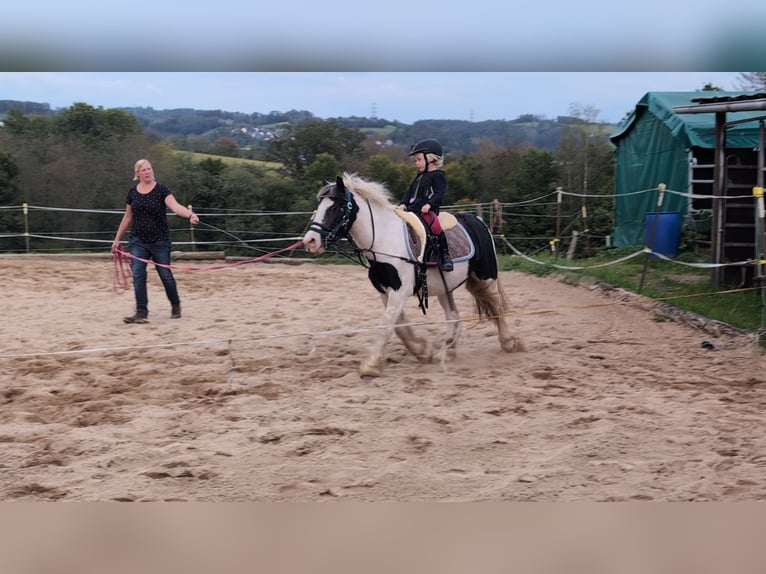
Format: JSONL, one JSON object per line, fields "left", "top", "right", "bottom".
{"left": 128, "top": 236, "right": 180, "bottom": 314}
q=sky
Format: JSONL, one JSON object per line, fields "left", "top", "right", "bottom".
{"left": 1, "top": 0, "right": 765, "bottom": 72}
{"left": 0, "top": 72, "right": 751, "bottom": 125}
{"left": 1, "top": 0, "right": 764, "bottom": 124}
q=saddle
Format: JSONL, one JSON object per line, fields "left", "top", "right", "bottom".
{"left": 394, "top": 209, "right": 473, "bottom": 264}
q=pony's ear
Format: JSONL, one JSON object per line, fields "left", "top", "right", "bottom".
{"left": 335, "top": 176, "right": 344, "bottom": 190}
{"left": 322, "top": 178, "right": 330, "bottom": 186}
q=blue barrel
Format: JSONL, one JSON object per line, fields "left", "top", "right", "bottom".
{"left": 645, "top": 211, "right": 681, "bottom": 257}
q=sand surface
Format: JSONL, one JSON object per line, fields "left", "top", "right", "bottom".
{"left": 1, "top": 255, "right": 765, "bottom": 501}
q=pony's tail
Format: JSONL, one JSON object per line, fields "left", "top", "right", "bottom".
{"left": 456, "top": 211, "right": 508, "bottom": 318}
{"left": 455, "top": 212, "right": 498, "bottom": 281}
{"left": 456, "top": 211, "right": 522, "bottom": 352}
{"left": 466, "top": 272, "right": 509, "bottom": 319}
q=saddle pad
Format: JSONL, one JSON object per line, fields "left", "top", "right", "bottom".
{"left": 401, "top": 217, "right": 475, "bottom": 264}
{"left": 394, "top": 210, "right": 461, "bottom": 261}
{"left": 395, "top": 210, "right": 426, "bottom": 258}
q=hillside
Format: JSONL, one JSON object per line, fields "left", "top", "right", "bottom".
{"left": 0, "top": 100, "right": 618, "bottom": 155}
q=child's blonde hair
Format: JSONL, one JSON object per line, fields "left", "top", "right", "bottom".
{"left": 426, "top": 153, "right": 444, "bottom": 169}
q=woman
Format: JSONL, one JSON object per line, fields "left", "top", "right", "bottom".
{"left": 397, "top": 138, "right": 453, "bottom": 271}
{"left": 112, "top": 159, "right": 200, "bottom": 323}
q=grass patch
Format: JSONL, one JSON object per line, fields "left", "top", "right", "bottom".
{"left": 174, "top": 150, "right": 282, "bottom": 171}
{"left": 360, "top": 125, "right": 398, "bottom": 137}
{"left": 497, "top": 246, "right": 765, "bottom": 334}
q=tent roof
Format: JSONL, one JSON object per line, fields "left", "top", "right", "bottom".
{"left": 610, "top": 91, "right": 766, "bottom": 149}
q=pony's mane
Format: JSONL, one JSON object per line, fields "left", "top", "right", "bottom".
{"left": 341, "top": 172, "right": 394, "bottom": 208}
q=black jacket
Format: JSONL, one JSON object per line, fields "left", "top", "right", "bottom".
{"left": 400, "top": 169, "right": 447, "bottom": 214}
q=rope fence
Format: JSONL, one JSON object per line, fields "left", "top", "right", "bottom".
{"left": 3, "top": 181, "right": 766, "bottom": 339}
{"left": 1, "top": 182, "right": 764, "bottom": 272}
{"left": 0, "top": 203, "right": 315, "bottom": 255}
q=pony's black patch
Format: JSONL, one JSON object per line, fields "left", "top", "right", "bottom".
{"left": 309, "top": 180, "right": 359, "bottom": 246}
{"left": 455, "top": 212, "right": 497, "bottom": 280}
{"left": 368, "top": 261, "right": 402, "bottom": 293}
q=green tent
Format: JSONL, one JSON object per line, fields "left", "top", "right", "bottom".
{"left": 609, "top": 91, "right": 765, "bottom": 246}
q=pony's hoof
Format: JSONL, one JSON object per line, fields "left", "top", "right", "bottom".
{"left": 407, "top": 338, "right": 430, "bottom": 360}
{"left": 415, "top": 351, "right": 434, "bottom": 363}
{"left": 359, "top": 361, "right": 382, "bottom": 378}
{"left": 502, "top": 337, "right": 524, "bottom": 352}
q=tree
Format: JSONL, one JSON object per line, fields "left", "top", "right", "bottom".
{"left": 0, "top": 151, "right": 24, "bottom": 250}
{"left": 449, "top": 138, "right": 523, "bottom": 205}
{"left": 735, "top": 72, "right": 766, "bottom": 91}
{"left": 54, "top": 102, "right": 141, "bottom": 141}
{"left": 552, "top": 104, "right": 616, "bottom": 255}
{"left": 303, "top": 153, "right": 340, "bottom": 191}
{"left": 2, "top": 108, "right": 52, "bottom": 139}
{"left": 365, "top": 155, "right": 410, "bottom": 199}
{"left": 212, "top": 136, "right": 240, "bottom": 158}
{"left": 0, "top": 103, "right": 157, "bottom": 248}
{"left": 442, "top": 160, "right": 474, "bottom": 205}
{"left": 266, "top": 120, "right": 366, "bottom": 179}
{"left": 216, "top": 165, "right": 306, "bottom": 254}
{"left": 505, "top": 148, "right": 559, "bottom": 245}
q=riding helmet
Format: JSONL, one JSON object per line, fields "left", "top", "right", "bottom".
{"left": 409, "top": 138, "right": 443, "bottom": 157}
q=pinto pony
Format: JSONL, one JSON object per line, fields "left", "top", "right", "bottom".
{"left": 302, "top": 173, "right": 521, "bottom": 377}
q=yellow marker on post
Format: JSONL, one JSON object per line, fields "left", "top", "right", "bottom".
{"left": 754, "top": 186, "right": 764, "bottom": 219}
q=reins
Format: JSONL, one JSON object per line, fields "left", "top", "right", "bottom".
{"left": 197, "top": 220, "right": 267, "bottom": 252}
{"left": 113, "top": 247, "right": 133, "bottom": 293}
{"left": 112, "top": 240, "right": 304, "bottom": 293}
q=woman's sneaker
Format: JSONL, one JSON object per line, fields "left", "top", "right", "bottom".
{"left": 171, "top": 305, "right": 181, "bottom": 319}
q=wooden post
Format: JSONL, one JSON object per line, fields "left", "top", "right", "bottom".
{"left": 581, "top": 203, "right": 589, "bottom": 256}
{"left": 581, "top": 187, "right": 590, "bottom": 257}
{"left": 188, "top": 204, "right": 196, "bottom": 252}
{"left": 753, "top": 185, "right": 764, "bottom": 280}
{"left": 756, "top": 120, "right": 766, "bottom": 342}
{"left": 490, "top": 197, "right": 505, "bottom": 234}
{"left": 566, "top": 230, "right": 578, "bottom": 260}
{"left": 555, "top": 187, "right": 562, "bottom": 259}
{"left": 711, "top": 111, "right": 726, "bottom": 288}
{"left": 22, "top": 202, "right": 30, "bottom": 253}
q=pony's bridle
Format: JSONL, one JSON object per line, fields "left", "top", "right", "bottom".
{"left": 308, "top": 177, "right": 360, "bottom": 246}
